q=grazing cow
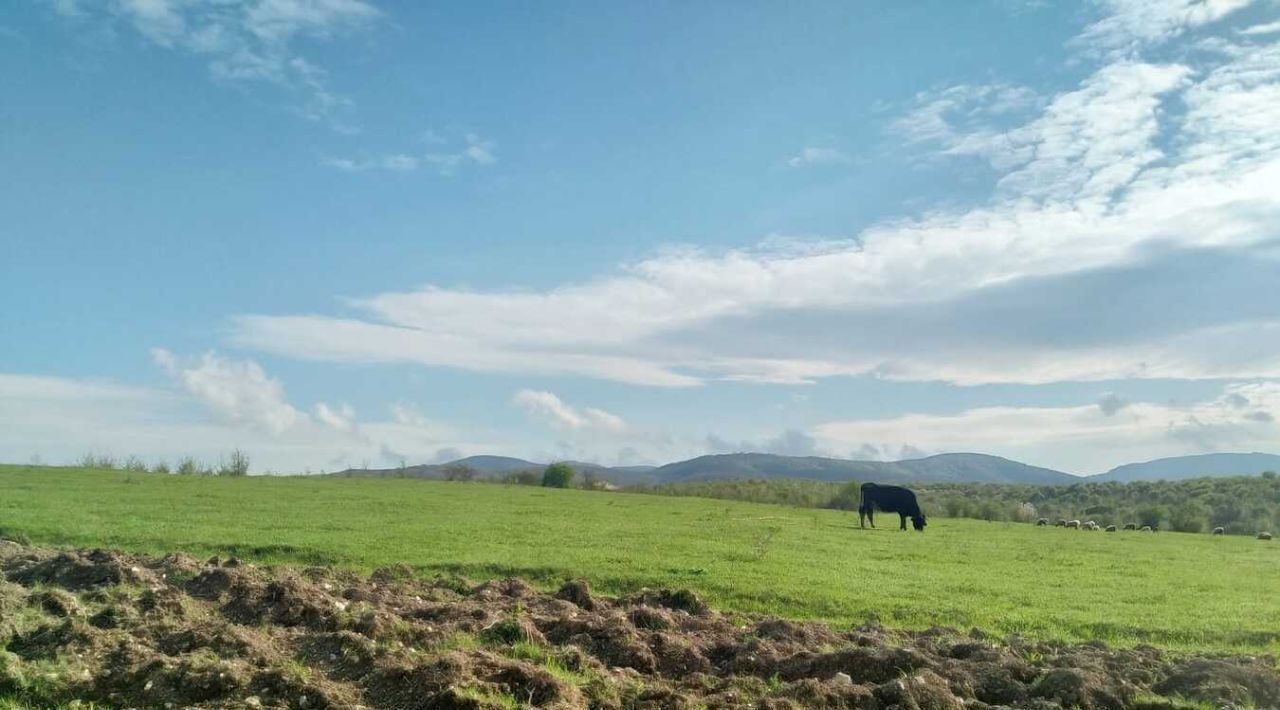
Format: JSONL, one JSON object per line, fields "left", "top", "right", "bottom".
{"left": 1105, "top": 525, "right": 1116, "bottom": 532}
{"left": 1140, "top": 525, "right": 1152, "bottom": 532}
{"left": 1123, "top": 523, "right": 1136, "bottom": 530}
{"left": 1055, "top": 519, "right": 1067, "bottom": 527}
{"left": 1084, "top": 520, "right": 1097, "bottom": 530}
{"left": 1260, "top": 532, "right": 1273, "bottom": 541}
{"left": 859, "top": 483, "right": 927, "bottom": 531}
{"left": 1065, "top": 520, "right": 1081, "bottom": 529}
{"left": 1213, "top": 527, "right": 1225, "bottom": 535}
{"left": 1036, "top": 518, "right": 1049, "bottom": 526}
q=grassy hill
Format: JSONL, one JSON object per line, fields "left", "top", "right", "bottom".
{"left": 1, "top": 465, "right": 1277, "bottom": 653}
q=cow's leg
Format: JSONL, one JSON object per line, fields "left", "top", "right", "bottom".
{"left": 859, "top": 507, "right": 866, "bottom": 529}
{"left": 867, "top": 509, "right": 875, "bottom": 528}
{"left": 899, "top": 513, "right": 908, "bottom": 530}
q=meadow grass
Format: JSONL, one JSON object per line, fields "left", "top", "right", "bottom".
{"left": 1, "top": 465, "right": 1278, "bottom": 653}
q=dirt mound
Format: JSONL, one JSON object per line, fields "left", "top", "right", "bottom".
{"left": 2, "top": 540, "right": 1278, "bottom": 709}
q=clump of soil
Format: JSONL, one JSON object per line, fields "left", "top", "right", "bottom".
{"left": 2, "top": 540, "right": 1278, "bottom": 709}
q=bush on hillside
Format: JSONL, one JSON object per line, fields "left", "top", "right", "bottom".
{"left": 443, "top": 464, "right": 477, "bottom": 482}
{"left": 78, "top": 453, "right": 117, "bottom": 470}
{"left": 218, "top": 449, "right": 250, "bottom": 477}
{"left": 503, "top": 470, "right": 541, "bottom": 486}
{"left": 542, "top": 462, "right": 576, "bottom": 489}
{"left": 826, "top": 480, "right": 862, "bottom": 510}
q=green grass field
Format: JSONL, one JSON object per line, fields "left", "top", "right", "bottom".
{"left": 2, "top": 465, "right": 1278, "bottom": 653}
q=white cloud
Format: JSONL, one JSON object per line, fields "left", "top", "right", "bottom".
{"left": 815, "top": 382, "right": 1280, "bottom": 474}
{"left": 512, "top": 389, "right": 626, "bottom": 433}
{"left": 1073, "top": 0, "right": 1254, "bottom": 56}
{"left": 324, "top": 133, "right": 497, "bottom": 175}
{"left": 314, "top": 401, "right": 357, "bottom": 433}
{"left": 322, "top": 154, "right": 419, "bottom": 172}
{"left": 0, "top": 364, "right": 492, "bottom": 474}
{"left": 49, "top": 0, "right": 379, "bottom": 125}
{"left": 1240, "top": 20, "right": 1280, "bottom": 35}
{"left": 787, "top": 146, "right": 850, "bottom": 168}
{"left": 902, "top": 63, "right": 1190, "bottom": 203}
{"left": 893, "top": 83, "right": 1040, "bottom": 152}
{"left": 153, "top": 348, "right": 305, "bottom": 435}
{"left": 231, "top": 1, "right": 1280, "bottom": 390}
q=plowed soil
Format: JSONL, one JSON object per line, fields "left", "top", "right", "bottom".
{"left": 1, "top": 540, "right": 1276, "bottom": 709}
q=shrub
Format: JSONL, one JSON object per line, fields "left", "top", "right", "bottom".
{"left": 1136, "top": 505, "right": 1167, "bottom": 529}
{"left": 977, "top": 500, "right": 1003, "bottom": 521}
{"left": 541, "top": 462, "right": 575, "bottom": 489}
{"left": 123, "top": 456, "right": 149, "bottom": 473}
{"left": 78, "top": 453, "right": 117, "bottom": 470}
{"left": 826, "top": 480, "right": 862, "bottom": 510}
{"left": 443, "top": 464, "right": 477, "bottom": 482}
{"left": 503, "top": 470, "right": 541, "bottom": 486}
{"left": 175, "top": 457, "right": 202, "bottom": 476}
{"left": 151, "top": 461, "right": 171, "bottom": 475}
{"left": 1013, "top": 502, "right": 1038, "bottom": 523}
{"left": 218, "top": 449, "right": 250, "bottom": 477}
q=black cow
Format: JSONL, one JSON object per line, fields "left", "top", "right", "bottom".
{"left": 859, "top": 482, "right": 926, "bottom": 531}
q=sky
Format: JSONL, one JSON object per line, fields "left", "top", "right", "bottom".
{"left": 2, "top": 0, "right": 1280, "bottom": 475}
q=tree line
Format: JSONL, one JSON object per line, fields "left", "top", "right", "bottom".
{"left": 627, "top": 473, "right": 1280, "bottom": 535}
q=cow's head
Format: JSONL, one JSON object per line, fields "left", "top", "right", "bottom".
{"left": 912, "top": 514, "right": 927, "bottom": 531}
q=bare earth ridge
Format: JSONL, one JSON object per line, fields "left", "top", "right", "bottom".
{"left": 1, "top": 541, "right": 1276, "bottom": 709}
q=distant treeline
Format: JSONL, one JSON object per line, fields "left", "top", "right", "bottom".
{"left": 627, "top": 474, "right": 1280, "bottom": 535}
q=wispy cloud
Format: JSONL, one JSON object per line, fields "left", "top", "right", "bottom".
{"left": 1072, "top": 0, "right": 1254, "bottom": 57}
{"left": 512, "top": 389, "right": 626, "bottom": 433}
{"left": 324, "top": 133, "right": 497, "bottom": 175}
{"left": 48, "top": 0, "right": 380, "bottom": 127}
{"left": 786, "top": 146, "right": 850, "bottom": 168}
{"left": 322, "top": 153, "right": 420, "bottom": 172}
{"left": 1240, "top": 20, "right": 1280, "bottom": 36}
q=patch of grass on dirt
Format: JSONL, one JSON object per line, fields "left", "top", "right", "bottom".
{"left": 431, "top": 631, "right": 481, "bottom": 653}
{"left": 1130, "top": 693, "right": 1224, "bottom": 709}
{"left": 3, "top": 465, "right": 1280, "bottom": 652}
{"left": 0, "top": 699, "right": 101, "bottom": 710}
{"left": 452, "top": 685, "right": 521, "bottom": 709}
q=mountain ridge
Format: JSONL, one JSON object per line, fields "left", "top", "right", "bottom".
{"left": 1091, "top": 452, "right": 1280, "bottom": 482}
{"left": 330, "top": 450, "right": 1280, "bottom": 485}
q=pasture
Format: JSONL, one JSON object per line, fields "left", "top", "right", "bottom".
{"left": 1, "top": 465, "right": 1277, "bottom": 653}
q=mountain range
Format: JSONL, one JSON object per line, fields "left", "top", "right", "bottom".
{"left": 332, "top": 451, "right": 1280, "bottom": 485}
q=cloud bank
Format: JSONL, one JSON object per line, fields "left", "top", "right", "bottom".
{"left": 234, "top": 4, "right": 1280, "bottom": 388}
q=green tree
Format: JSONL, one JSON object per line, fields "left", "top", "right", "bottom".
{"left": 1136, "top": 505, "right": 1167, "bottom": 529}
{"left": 1169, "top": 503, "right": 1206, "bottom": 533}
{"left": 541, "top": 462, "right": 576, "bottom": 489}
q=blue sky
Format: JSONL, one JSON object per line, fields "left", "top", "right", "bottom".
{"left": 3, "top": 0, "right": 1280, "bottom": 474}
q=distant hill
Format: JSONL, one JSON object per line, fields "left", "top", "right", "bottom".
{"left": 650, "top": 452, "right": 1077, "bottom": 485}
{"left": 330, "top": 455, "right": 653, "bottom": 483}
{"left": 1092, "top": 452, "right": 1280, "bottom": 482}
{"left": 334, "top": 450, "right": 1280, "bottom": 487}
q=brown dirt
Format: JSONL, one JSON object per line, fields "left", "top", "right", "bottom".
{"left": 2, "top": 542, "right": 1278, "bottom": 709}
